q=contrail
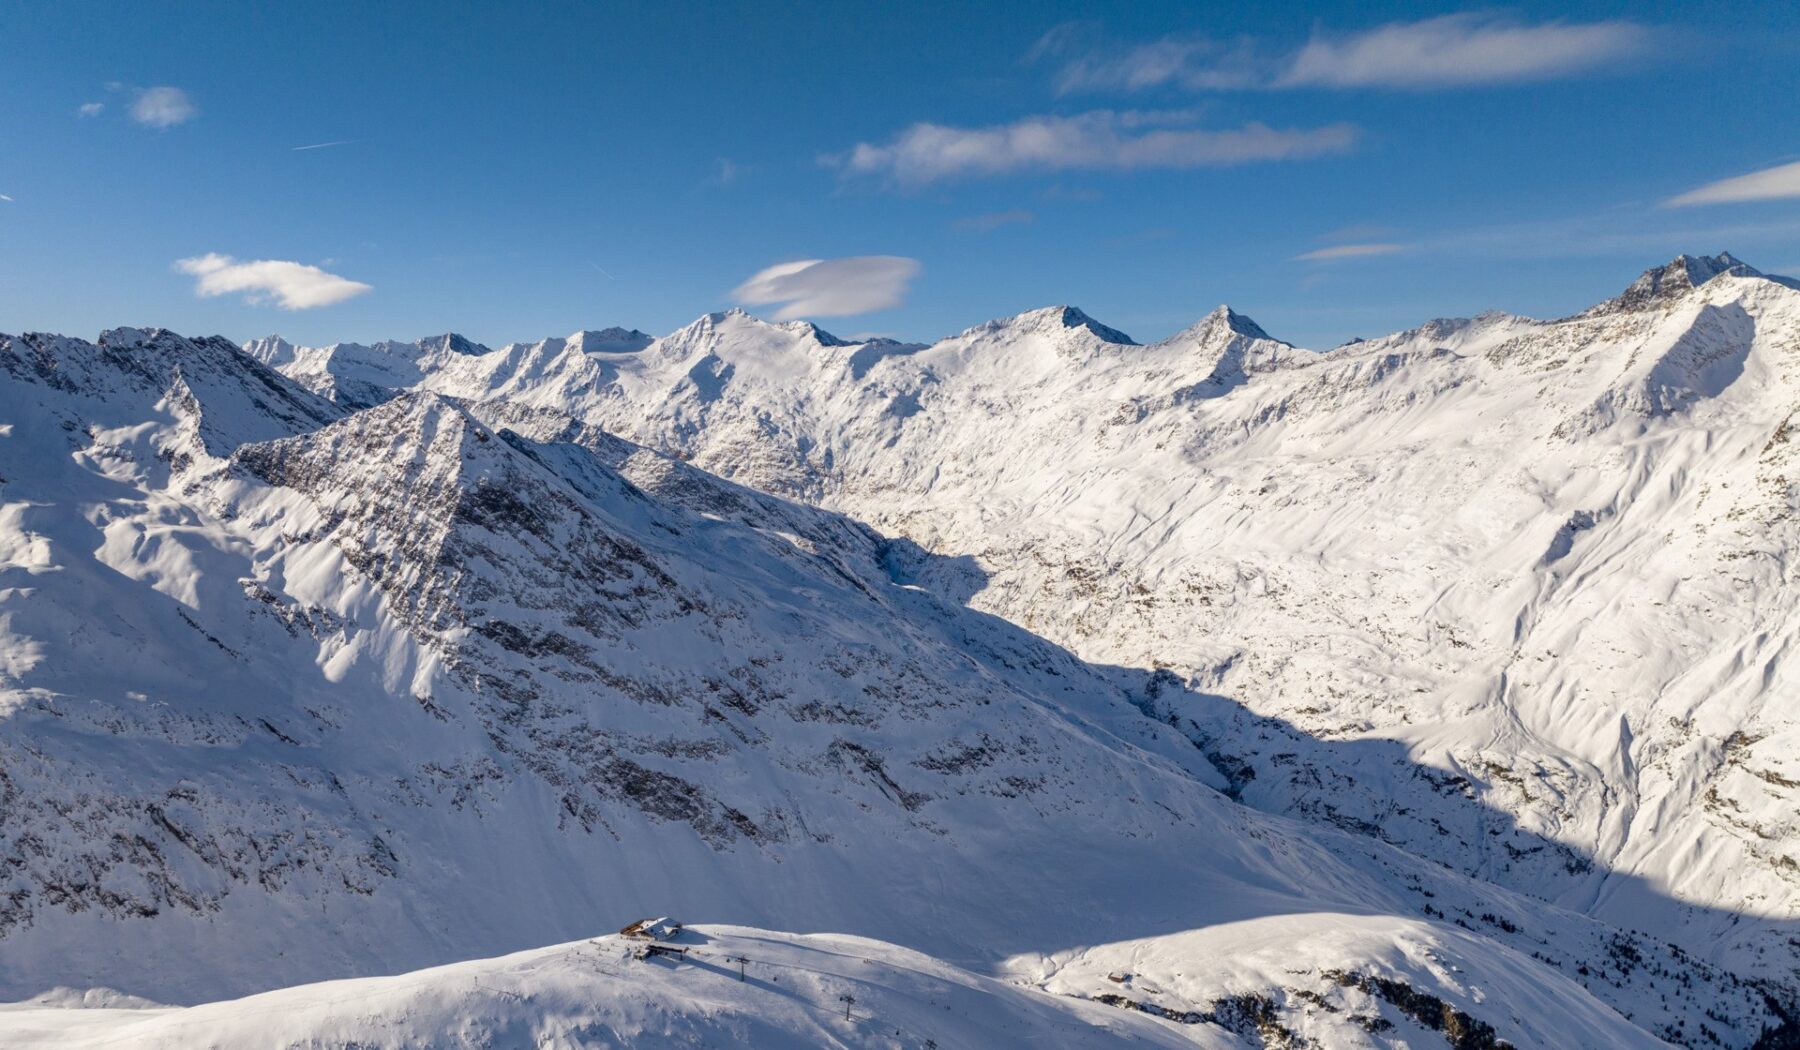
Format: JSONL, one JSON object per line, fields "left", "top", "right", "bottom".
{"left": 591, "top": 262, "right": 615, "bottom": 280}
{"left": 293, "top": 140, "right": 357, "bottom": 151}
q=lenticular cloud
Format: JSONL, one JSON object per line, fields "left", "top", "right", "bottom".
{"left": 732, "top": 256, "right": 920, "bottom": 319}
{"left": 175, "top": 253, "right": 372, "bottom": 310}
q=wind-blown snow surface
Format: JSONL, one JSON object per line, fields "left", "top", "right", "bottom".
{"left": 1, "top": 255, "right": 1798, "bottom": 1046}
{"left": 0, "top": 927, "right": 1219, "bottom": 1050}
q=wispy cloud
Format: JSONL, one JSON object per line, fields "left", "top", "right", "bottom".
{"left": 1036, "top": 15, "right": 1654, "bottom": 93}
{"left": 954, "top": 209, "right": 1036, "bottom": 233}
{"left": 1664, "top": 160, "right": 1800, "bottom": 207}
{"left": 732, "top": 256, "right": 920, "bottom": 319}
{"left": 834, "top": 110, "right": 1355, "bottom": 186}
{"left": 77, "top": 102, "right": 105, "bottom": 118}
{"left": 0, "top": 193, "right": 13, "bottom": 202}
{"left": 130, "top": 86, "right": 197, "bottom": 128}
{"left": 1290, "top": 208, "right": 1800, "bottom": 268}
{"left": 1281, "top": 14, "right": 1652, "bottom": 88}
{"left": 1295, "top": 243, "right": 1404, "bottom": 261}
{"left": 1031, "top": 24, "right": 1261, "bottom": 93}
{"left": 1423, "top": 213, "right": 1800, "bottom": 261}
{"left": 175, "top": 253, "right": 371, "bottom": 309}
{"left": 292, "top": 139, "right": 356, "bottom": 152}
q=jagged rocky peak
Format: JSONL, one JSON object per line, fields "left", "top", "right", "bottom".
{"left": 567, "top": 327, "right": 653, "bottom": 354}
{"left": 1674, "top": 251, "right": 1756, "bottom": 284}
{"left": 416, "top": 332, "right": 491, "bottom": 356}
{"left": 96, "top": 326, "right": 273, "bottom": 372}
{"left": 1589, "top": 251, "right": 1773, "bottom": 315}
{"left": 235, "top": 390, "right": 499, "bottom": 502}
{"left": 964, "top": 305, "right": 1137, "bottom": 346}
{"left": 241, "top": 332, "right": 488, "bottom": 366}
{"left": 97, "top": 325, "right": 207, "bottom": 351}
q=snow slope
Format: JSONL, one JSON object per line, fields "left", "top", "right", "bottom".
{"left": 0, "top": 926, "right": 1218, "bottom": 1050}
{"left": 7, "top": 326, "right": 1769, "bottom": 1046}
{"left": 315, "top": 254, "right": 1800, "bottom": 989}
{"left": 0, "top": 920, "right": 1687, "bottom": 1050}
{"left": 3, "top": 257, "right": 1799, "bottom": 1046}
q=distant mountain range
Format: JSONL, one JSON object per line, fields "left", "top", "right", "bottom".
{"left": 2, "top": 254, "right": 1797, "bottom": 1048}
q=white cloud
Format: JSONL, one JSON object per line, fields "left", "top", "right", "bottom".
{"left": 78, "top": 102, "right": 105, "bottom": 118}
{"left": 732, "top": 256, "right": 920, "bottom": 319}
{"left": 0, "top": 194, "right": 12, "bottom": 202}
{"left": 131, "top": 87, "right": 197, "bottom": 128}
{"left": 175, "top": 253, "right": 372, "bottom": 310}
{"left": 1036, "top": 15, "right": 1652, "bottom": 93}
{"left": 1032, "top": 25, "right": 1261, "bottom": 94}
{"left": 836, "top": 110, "right": 1355, "bottom": 185}
{"left": 1664, "top": 160, "right": 1800, "bottom": 207}
{"left": 1295, "top": 243, "right": 1404, "bottom": 261}
{"left": 1280, "top": 14, "right": 1652, "bottom": 88}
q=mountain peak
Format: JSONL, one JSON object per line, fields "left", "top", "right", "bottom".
{"left": 568, "top": 328, "right": 653, "bottom": 354}
{"left": 1202, "top": 304, "right": 1275, "bottom": 342}
{"left": 416, "top": 332, "right": 490, "bottom": 356}
{"left": 1160, "top": 305, "right": 1282, "bottom": 350}
{"left": 1652, "top": 252, "right": 1759, "bottom": 292}
{"left": 97, "top": 326, "right": 249, "bottom": 363}
{"left": 966, "top": 305, "right": 1136, "bottom": 346}
{"left": 775, "top": 319, "right": 850, "bottom": 347}
{"left": 1586, "top": 252, "right": 1771, "bottom": 316}
{"left": 96, "top": 326, "right": 164, "bottom": 348}
{"left": 243, "top": 334, "right": 298, "bottom": 366}
{"left": 1055, "top": 306, "right": 1137, "bottom": 345}
{"left": 664, "top": 310, "right": 853, "bottom": 354}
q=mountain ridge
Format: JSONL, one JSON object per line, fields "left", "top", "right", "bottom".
{"left": 235, "top": 252, "right": 1800, "bottom": 372}
{"left": 6, "top": 255, "right": 1800, "bottom": 1046}
{"left": 227, "top": 253, "right": 1800, "bottom": 975}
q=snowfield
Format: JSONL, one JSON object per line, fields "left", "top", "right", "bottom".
{"left": 304, "top": 253, "right": 1800, "bottom": 979}
{"left": 0, "top": 927, "right": 1215, "bottom": 1050}
{"left": 0, "top": 921, "right": 1672, "bottom": 1050}
{"left": 2, "top": 254, "right": 1798, "bottom": 1047}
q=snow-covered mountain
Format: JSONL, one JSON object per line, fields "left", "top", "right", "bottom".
{"left": 321, "top": 252, "right": 1800, "bottom": 982}
{"left": 3, "top": 254, "right": 1799, "bottom": 1047}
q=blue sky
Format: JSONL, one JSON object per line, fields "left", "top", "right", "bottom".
{"left": 3, "top": 0, "right": 1798, "bottom": 350}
